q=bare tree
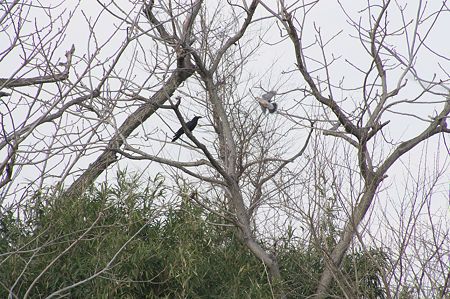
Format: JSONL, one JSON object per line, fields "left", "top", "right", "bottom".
{"left": 262, "top": 0, "right": 450, "bottom": 297}
{"left": 0, "top": 0, "right": 198, "bottom": 200}
{"left": 1, "top": 0, "right": 449, "bottom": 298}
{"left": 111, "top": 1, "right": 315, "bottom": 295}
{"left": 0, "top": 2, "right": 81, "bottom": 192}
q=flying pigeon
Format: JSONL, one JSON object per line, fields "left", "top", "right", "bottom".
{"left": 257, "top": 90, "right": 277, "bottom": 114}
{"left": 172, "top": 116, "right": 202, "bottom": 142}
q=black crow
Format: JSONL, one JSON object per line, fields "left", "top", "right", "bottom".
{"left": 257, "top": 90, "right": 277, "bottom": 114}
{"left": 172, "top": 116, "right": 202, "bottom": 142}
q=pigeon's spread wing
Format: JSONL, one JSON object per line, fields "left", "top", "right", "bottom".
{"left": 261, "top": 91, "right": 276, "bottom": 102}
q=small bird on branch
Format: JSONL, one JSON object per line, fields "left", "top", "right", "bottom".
{"left": 257, "top": 90, "right": 277, "bottom": 114}
{"left": 172, "top": 116, "right": 202, "bottom": 142}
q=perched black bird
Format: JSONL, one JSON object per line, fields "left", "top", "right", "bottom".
{"left": 257, "top": 90, "right": 277, "bottom": 114}
{"left": 172, "top": 116, "right": 202, "bottom": 142}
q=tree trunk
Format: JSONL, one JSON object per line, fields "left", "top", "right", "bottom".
{"left": 63, "top": 64, "right": 194, "bottom": 198}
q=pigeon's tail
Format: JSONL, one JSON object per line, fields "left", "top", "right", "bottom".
{"left": 268, "top": 102, "right": 277, "bottom": 113}
{"left": 260, "top": 106, "right": 267, "bottom": 114}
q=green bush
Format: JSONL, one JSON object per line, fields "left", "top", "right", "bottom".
{"left": 0, "top": 171, "right": 387, "bottom": 298}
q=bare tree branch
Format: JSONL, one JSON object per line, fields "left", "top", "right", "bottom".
{"left": 0, "top": 45, "right": 75, "bottom": 88}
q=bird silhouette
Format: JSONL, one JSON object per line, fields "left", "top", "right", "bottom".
{"left": 257, "top": 90, "right": 277, "bottom": 114}
{"left": 172, "top": 116, "right": 202, "bottom": 142}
